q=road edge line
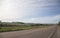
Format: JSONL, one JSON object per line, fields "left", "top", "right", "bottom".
{"left": 48, "top": 31, "right": 56, "bottom": 38}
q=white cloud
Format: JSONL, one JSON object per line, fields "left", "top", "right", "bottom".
{"left": 19, "top": 15, "right": 60, "bottom": 24}
{"left": 1, "top": 15, "right": 60, "bottom": 24}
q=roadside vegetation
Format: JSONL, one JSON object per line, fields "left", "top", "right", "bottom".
{"left": 58, "top": 22, "right": 60, "bottom": 26}
{"left": 0, "top": 21, "right": 52, "bottom": 32}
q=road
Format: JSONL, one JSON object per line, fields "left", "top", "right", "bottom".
{"left": 0, "top": 26, "right": 57, "bottom": 38}
{"left": 57, "top": 30, "right": 60, "bottom": 38}
{"left": 57, "top": 26, "right": 60, "bottom": 38}
{"left": 52, "top": 26, "right": 60, "bottom": 38}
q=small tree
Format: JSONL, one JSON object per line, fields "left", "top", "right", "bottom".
{"left": 58, "top": 22, "right": 60, "bottom": 26}
{"left": 0, "top": 20, "right": 2, "bottom": 29}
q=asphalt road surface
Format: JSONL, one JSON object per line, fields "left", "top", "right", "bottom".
{"left": 0, "top": 26, "right": 57, "bottom": 38}
{"left": 57, "top": 26, "right": 60, "bottom": 38}
{"left": 57, "top": 31, "right": 60, "bottom": 38}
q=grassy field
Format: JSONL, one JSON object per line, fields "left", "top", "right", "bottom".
{"left": 0, "top": 25, "right": 50, "bottom": 32}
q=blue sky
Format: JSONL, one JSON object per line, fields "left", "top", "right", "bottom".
{"left": 0, "top": 0, "right": 60, "bottom": 24}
